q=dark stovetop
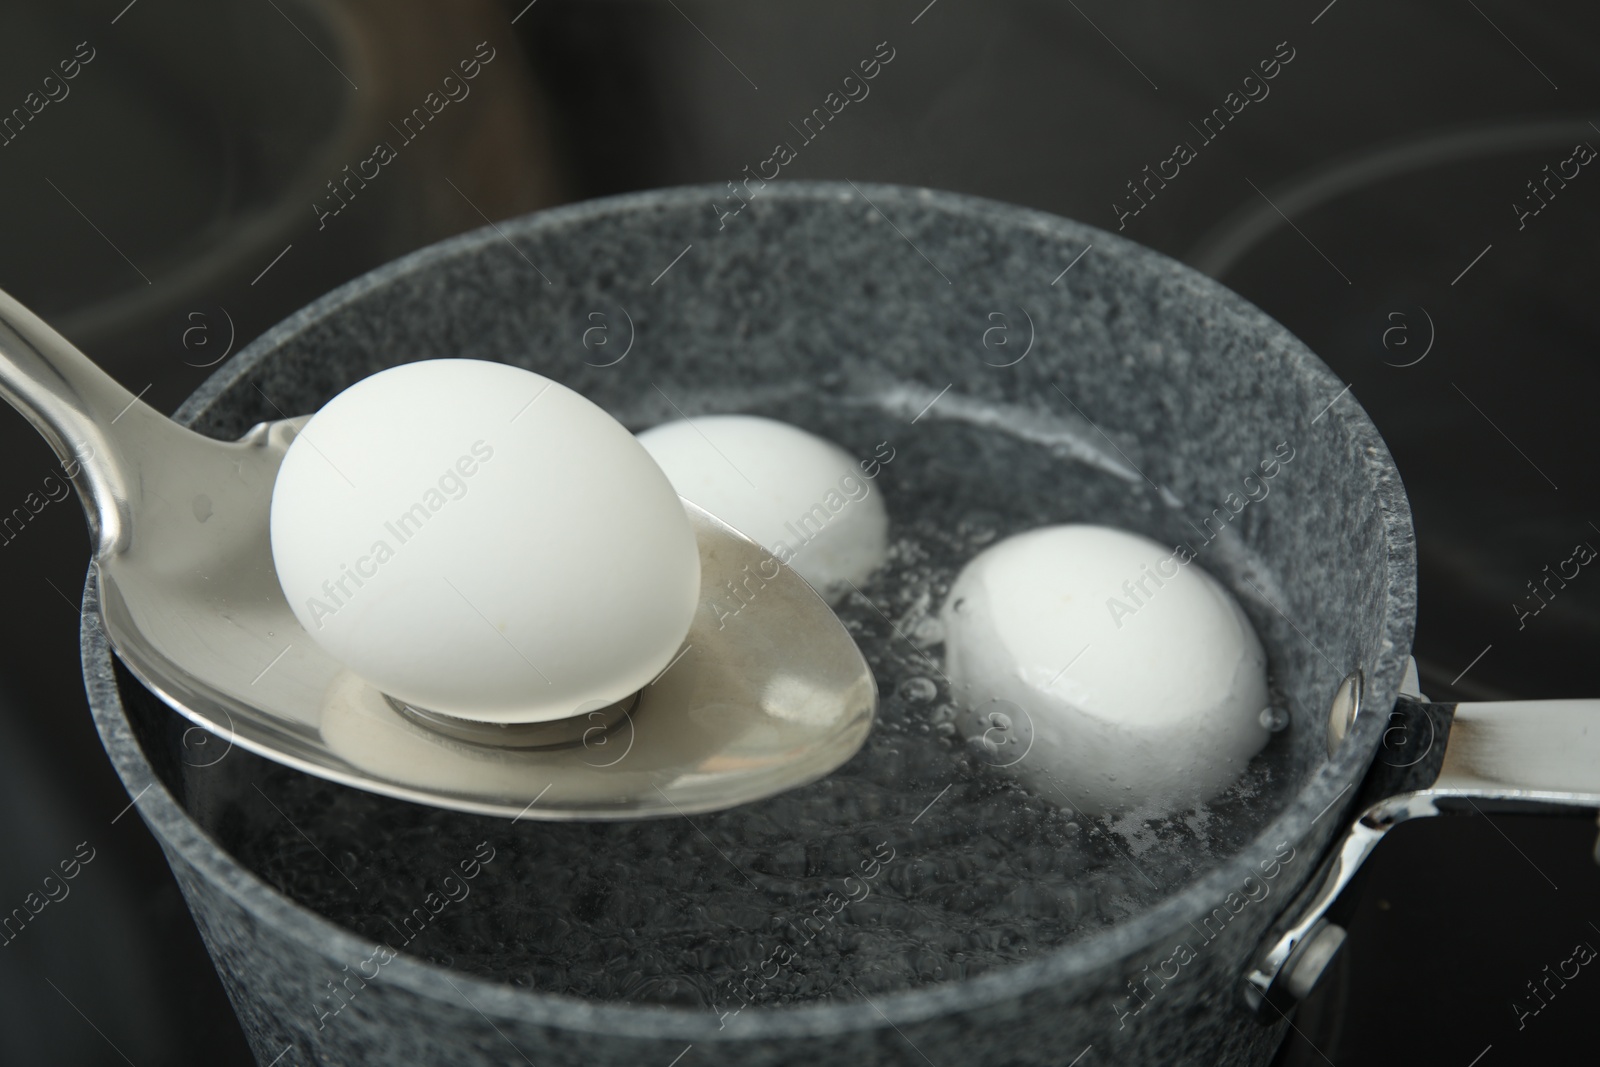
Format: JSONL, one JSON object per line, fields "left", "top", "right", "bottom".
{"left": 1, "top": 2, "right": 1595, "bottom": 1064}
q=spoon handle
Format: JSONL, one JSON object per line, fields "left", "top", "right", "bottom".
{"left": 0, "top": 287, "right": 155, "bottom": 556}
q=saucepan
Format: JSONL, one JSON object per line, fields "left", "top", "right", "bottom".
{"left": 75, "top": 183, "right": 1600, "bottom": 1066}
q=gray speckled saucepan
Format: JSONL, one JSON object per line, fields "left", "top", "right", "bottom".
{"left": 72, "top": 183, "right": 1600, "bottom": 1067}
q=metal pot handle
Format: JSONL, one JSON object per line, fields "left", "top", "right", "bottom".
{"left": 1243, "top": 664, "right": 1600, "bottom": 1017}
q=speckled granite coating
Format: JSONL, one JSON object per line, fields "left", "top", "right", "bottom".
{"left": 82, "top": 183, "right": 1416, "bottom": 1066}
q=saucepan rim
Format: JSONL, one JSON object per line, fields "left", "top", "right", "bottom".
{"left": 83, "top": 181, "right": 1416, "bottom": 1042}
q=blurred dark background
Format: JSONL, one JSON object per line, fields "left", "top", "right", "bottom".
{"left": 0, "top": 1, "right": 1595, "bottom": 1063}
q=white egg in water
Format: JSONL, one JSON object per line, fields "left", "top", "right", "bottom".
{"left": 270, "top": 359, "right": 700, "bottom": 723}
{"left": 637, "top": 415, "right": 891, "bottom": 601}
{"left": 940, "top": 524, "right": 1270, "bottom": 814}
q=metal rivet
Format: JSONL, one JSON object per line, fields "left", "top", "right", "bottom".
{"left": 1284, "top": 921, "right": 1348, "bottom": 1001}
{"left": 1326, "top": 670, "right": 1364, "bottom": 756}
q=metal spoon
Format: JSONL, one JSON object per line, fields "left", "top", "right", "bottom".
{"left": 0, "top": 288, "right": 877, "bottom": 819}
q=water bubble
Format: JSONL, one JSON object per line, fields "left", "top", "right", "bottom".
{"left": 1258, "top": 706, "right": 1290, "bottom": 732}
{"left": 911, "top": 616, "right": 945, "bottom": 644}
{"left": 898, "top": 677, "right": 938, "bottom": 703}
{"left": 958, "top": 510, "right": 1001, "bottom": 547}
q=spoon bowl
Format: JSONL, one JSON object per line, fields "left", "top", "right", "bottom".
{"left": 0, "top": 289, "right": 876, "bottom": 818}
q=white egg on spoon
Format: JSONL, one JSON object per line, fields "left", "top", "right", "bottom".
{"left": 939, "top": 524, "right": 1272, "bottom": 815}
{"left": 0, "top": 279, "right": 873, "bottom": 820}
{"left": 638, "top": 414, "right": 892, "bottom": 602}
{"left": 270, "top": 359, "right": 701, "bottom": 723}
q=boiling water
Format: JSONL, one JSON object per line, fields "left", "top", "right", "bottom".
{"left": 227, "top": 382, "right": 1297, "bottom": 1012}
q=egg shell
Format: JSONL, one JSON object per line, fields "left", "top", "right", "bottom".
{"left": 940, "top": 524, "right": 1270, "bottom": 814}
{"left": 270, "top": 359, "right": 700, "bottom": 722}
{"left": 637, "top": 415, "right": 888, "bottom": 601}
